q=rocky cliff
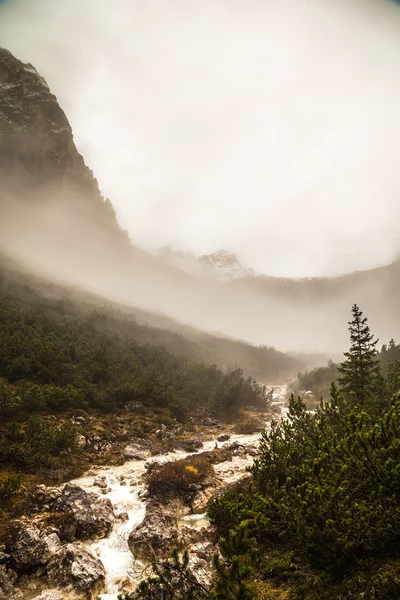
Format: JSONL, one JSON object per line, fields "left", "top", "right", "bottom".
{"left": 0, "top": 47, "right": 125, "bottom": 241}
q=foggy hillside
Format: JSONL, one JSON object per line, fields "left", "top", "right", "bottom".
{"left": 1, "top": 46, "right": 400, "bottom": 354}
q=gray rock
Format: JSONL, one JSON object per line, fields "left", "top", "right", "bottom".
{"left": 123, "top": 444, "right": 151, "bottom": 461}
{"left": 217, "top": 434, "right": 230, "bottom": 442}
{"left": 93, "top": 476, "right": 108, "bottom": 489}
{"left": 55, "top": 485, "right": 114, "bottom": 540}
{"left": 128, "top": 513, "right": 178, "bottom": 560}
{"left": 9, "top": 524, "right": 61, "bottom": 568}
{"left": 181, "top": 439, "right": 204, "bottom": 452}
{"left": 47, "top": 544, "right": 105, "bottom": 600}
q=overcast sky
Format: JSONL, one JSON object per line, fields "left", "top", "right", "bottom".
{"left": 1, "top": 0, "right": 400, "bottom": 276}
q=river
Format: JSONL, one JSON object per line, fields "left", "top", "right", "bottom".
{"left": 71, "top": 384, "right": 289, "bottom": 599}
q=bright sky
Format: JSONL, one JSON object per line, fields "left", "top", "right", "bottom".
{"left": 1, "top": 0, "right": 400, "bottom": 276}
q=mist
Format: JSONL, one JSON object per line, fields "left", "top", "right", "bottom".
{"left": 2, "top": 0, "right": 400, "bottom": 277}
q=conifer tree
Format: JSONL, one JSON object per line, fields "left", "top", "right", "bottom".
{"left": 338, "top": 304, "right": 380, "bottom": 406}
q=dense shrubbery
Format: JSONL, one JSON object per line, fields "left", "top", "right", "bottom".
{"left": 147, "top": 456, "right": 213, "bottom": 497}
{"left": 0, "top": 276, "right": 270, "bottom": 478}
{"left": 206, "top": 305, "right": 400, "bottom": 598}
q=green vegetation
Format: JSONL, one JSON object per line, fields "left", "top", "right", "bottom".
{"left": 0, "top": 264, "right": 279, "bottom": 496}
{"left": 207, "top": 305, "right": 400, "bottom": 598}
{"left": 121, "top": 524, "right": 257, "bottom": 600}
{"left": 133, "top": 305, "right": 400, "bottom": 598}
{"left": 147, "top": 456, "right": 213, "bottom": 497}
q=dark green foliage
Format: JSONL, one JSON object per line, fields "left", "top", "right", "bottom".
{"left": 0, "top": 282, "right": 268, "bottom": 476}
{"left": 207, "top": 306, "right": 400, "bottom": 598}
{"left": 338, "top": 303, "right": 381, "bottom": 407}
{"left": 211, "top": 524, "right": 257, "bottom": 600}
{"left": 296, "top": 359, "right": 339, "bottom": 400}
{"left": 121, "top": 524, "right": 257, "bottom": 600}
{"left": 120, "top": 548, "right": 209, "bottom": 600}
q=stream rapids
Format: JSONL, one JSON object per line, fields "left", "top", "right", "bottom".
{"left": 69, "top": 384, "right": 289, "bottom": 599}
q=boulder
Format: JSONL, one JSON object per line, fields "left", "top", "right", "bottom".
{"left": 128, "top": 513, "right": 178, "bottom": 560}
{"left": 55, "top": 485, "right": 114, "bottom": 540}
{"left": 217, "top": 434, "right": 230, "bottom": 442}
{"left": 46, "top": 544, "right": 105, "bottom": 600}
{"left": 123, "top": 444, "right": 151, "bottom": 461}
{"left": 180, "top": 439, "right": 203, "bottom": 452}
{"left": 9, "top": 523, "right": 61, "bottom": 568}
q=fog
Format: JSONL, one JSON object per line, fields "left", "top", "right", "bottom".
{"left": 2, "top": 0, "right": 400, "bottom": 277}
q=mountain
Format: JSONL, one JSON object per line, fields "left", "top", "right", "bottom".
{"left": 158, "top": 247, "right": 255, "bottom": 280}
{"left": 0, "top": 47, "right": 126, "bottom": 242}
{"left": 1, "top": 46, "right": 399, "bottom": 355}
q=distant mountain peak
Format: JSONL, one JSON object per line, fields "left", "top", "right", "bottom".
{"left": 158, "top": 246, "right": 255, "bottom": 280}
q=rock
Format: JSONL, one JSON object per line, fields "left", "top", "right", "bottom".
{"left": 203, "top": 417, "right": 219, "bottom": 426}
{"left": 123, "top": 444, "right": 151, "bottom": 461}
{"left": 0, "top": 565, "right": 22, "bottom": 600}
{"left": 209, "top": 474, "right": 252, "bottom": 504}
{"left": 9, "top": 523, "right": 61, "bottom": 568}
{"left": 47, "top": 544, "right": 105, "bottom": 599}
{"left": 191, "top": 488, "right": 217, "bottom": 513}
{"left": 188, "top": 483, "right": 202, "bottom": 492}
{"left": 76, "top": 435, "right": 87, "bottom": 449}
{"left": 120, "top": 480, "right": 127, "bottom": 486}
{"left": 128, "top": 513, "right": 178, "bottom": 560}
{"left": 55, "top": 485, "right": 114, "bottom": 540}
{"left": 115, "top": 512, "right": 129, "bottom": 522}
{"left": 180, "top": 439, "right": 203, "bottom": 452}
{"left": 233, "top": 446, "right": 247, "bottom": 458}
{"left": 74, "top": 416, "right": 86, "bottom": 425}
{"left": 217, "top": 434, "right": 230, "bottom": 442}
{"left": 31, "top": 591, "right": 65, "bottom": 600}
{"left": 93, "top": 476, "right": 108, "bottom": 489}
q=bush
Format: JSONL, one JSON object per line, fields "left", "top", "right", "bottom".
{"left": 234, "top": 416, "right": 264, "bottom": 435}
{"left": 147, "top": 456, "right": 213, "bottom": 496}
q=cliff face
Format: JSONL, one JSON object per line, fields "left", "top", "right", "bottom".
{"left": 0, "top": 47, "right": 124, "bottom": 239}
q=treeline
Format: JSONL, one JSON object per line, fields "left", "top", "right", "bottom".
{"left": 132, "top": 305, "right": 400, "bottom": 599}
{"left": 0, "top": 262, "right": 302, "bottom": 382}
{"left": 0, "top": 280, "right": 270, "bottom": 476}
{"left": 297, "top": 336, "right": 400, "bottom": 401}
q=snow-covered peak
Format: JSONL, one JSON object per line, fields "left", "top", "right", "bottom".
{"left": 158, "top": 247, "right": 255, "bottom": 280}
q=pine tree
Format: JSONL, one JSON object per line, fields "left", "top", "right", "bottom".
{"left": 338, "top": 304, "right": 380, "bottom": 407}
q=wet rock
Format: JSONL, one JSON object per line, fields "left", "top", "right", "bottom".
{"left": 46, "top": 543, "right": 105, "bottom": 600}
{"left": 93, "top": 476, "right": 108, "bottom": 489}
{"left": 115, "top": 512, "right": 129, "bottom": 522}
{"left": 217, "top": 434, "right": 230, "bottom": 442}
{"left": 128, "top": 513, "right": 178, "bottom": 560}
{"left": 55, "top": 485, "right": 114, "bottom": 540}
{"left": 123, "top": 444, "right": 151, "bottom": 461}
{"left": 9, "top": 523, "right": 61, "bottom": 568}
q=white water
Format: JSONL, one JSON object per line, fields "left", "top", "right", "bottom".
{"left": 71, "top": 384, "right": 289, "bottom": 598}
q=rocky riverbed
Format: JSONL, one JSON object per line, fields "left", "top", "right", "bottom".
{"left": 0, "top": 385, "right": 289, "bottom": 600}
